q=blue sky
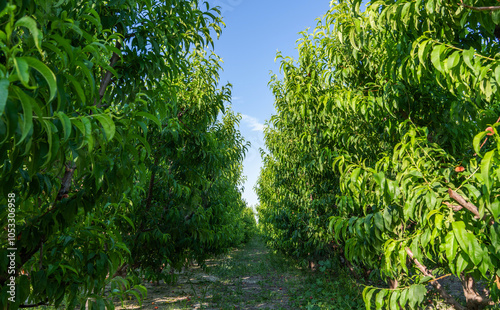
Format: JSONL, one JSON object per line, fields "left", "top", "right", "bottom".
{"left": 206, "top": 0, "right": 333, "bottom": 207}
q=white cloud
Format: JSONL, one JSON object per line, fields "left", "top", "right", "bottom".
{"left": 241, "top": 114, "right": 265, "bottom": 132}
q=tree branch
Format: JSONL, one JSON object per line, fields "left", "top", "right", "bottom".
{"left": 448, "top": 189, "right": 494, "bottom": 224}
{"left": 56, "top": 163, "right": 76, "bottom": 201}
{"left": 95, "top": 40, "right": 123, "bottom": 108}
{"left": 405, "top": 247, "right": 465, "bottom": 310}
{"left": 460, "top": 273, "right": 495, "bottom": 308}
{"left": 443, "top": 201, "right": 463, "bottom": 212}
{"left": 110, "top": 263, "right": 129, "bottom": 279}
{"left": 459, "top": 2, "right": 500, "bottom": 11}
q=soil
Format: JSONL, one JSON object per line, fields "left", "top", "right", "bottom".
{"left": 113, "top": 237, "right": 303, "bottom": 310}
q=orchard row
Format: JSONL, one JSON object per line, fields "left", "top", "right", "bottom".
{"left": 0, "top": 1, "right": 255, "bottom": 309}
{"left": 257, "top": 0, "right": 500, "bottom": 309}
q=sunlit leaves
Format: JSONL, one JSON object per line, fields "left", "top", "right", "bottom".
{"left": 94, "top": 114, "right": 115, "bottom": 142}
{"left": 0, "top": 0, "right": 246, "bottom": 309}
{"left": 431, "top": 44, "right": 447, "bottom": 72}
{"left": 258, "top": 0, "right": 500, "bottom": 308}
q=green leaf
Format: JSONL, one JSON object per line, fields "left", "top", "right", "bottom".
{"left": 23, "top": 57, "right": 57, "bottom": 101}
{"left": 13, "top": 87, "right": 33, "bottom": 145}
{"left": 383, "top": 208, "right": 392, "bottom": 229}
{"left": 95, "top": 297, "right": 106, "bottom": 310}
{"left": 13, "top": 57, "right": 30, "bottom": 86}
{"left": 463, "top": 48, "right": 475, "bottom": 71}
{"left": 127, "top": 290, "right": 141, "bottom": 303}
{"left": 41, "top": 119, "right": 53, "bottom": 165}
{"left": 0, "top": 78, "right": 9, "bottom": 115}
{"left": 373, "top": 171, "right": 385, "bottom": 186}
{"left": 119, "top": 214, "right": 135, "bottom": 230}
{"left": 15, "top": 16, "right": 43, "bottom": 54}
{"left": 425, "top": 0, "right": 435, "bottom": 13}
{"left": 491, "top": 200, "right": 500, "bottom": 222}
{"left": 56, "top": 112, "right": 72, "bottom": 142}
{"left": 435, "top": 213, "right": 443, "bottom": 230}
{"left": 80, "top": 116, "right": 93, "bottom": 152}
{"left": 473, "top": 131, "right": 487, "bottom": 156}
{"left": 374, "top": 212, "right": 384, "bottom": 231}
{"left": 349, "top": 28, "right": 358, "bottom": 50}
{"left": 136, "top": 111, "right": 161, "bottom": 129}
{"left": 363, "top": 287, "right": 376, "bottom": 310}
{"left": 399, "top": 245, "right": 408, "bottom": 273}
{"left": 493, "top": 10, "right": 500, "bottom": 23}
{"left": 456, "top": 251, "right": 468, "bottom": 275}
{"left": 418, "top": 276, "right": 433, "bottom": 284}
{"left": 466, "top": 233, "right": 483, "bottom": 265}
{"left": 418, "top": 39, "right": 430, "bottom": 67}
{"left": 375, "top": 289, "right": 387, "bottom": 309}
{"left": 479, "top": 249, "right": 492, "bottom": 277}
{"left": 430, "top": 44, "right": 446, "bottom": 72}
{"left": 131, "top": 134, "right": 151, "bottom": 154}
{"left": 65, "top": 74, "right": 86, "bottom": 105}
{"left": 445, "top": 230, "right": 458, "bottom": 261}
{"left": 94, "top": 114, "right": 116, "bottom": 142}
{"left": 351, "top": 167, "right": 361, "bottom": 184}
{"left": 426, "top": 190, "right": 437, "bottom": 209}
{"left": 389, "top": 290, "right": 399, "bottom": 310}
{"left": 490, "top": 224, "right": 500, "bottom": 249}
{"left": 72, "top": 117, "right": 85, "bottom": 136}
{"left": 495, "top": 66, "right": 500, "bottom": 86}
{"left": 446, "top": 51, "right": 460, "bottom": 70}
{"left": 18, "top": 275, "right": 30, "bottom": 302}
{"left": 481, "top": 150, "right": 495, "bottom": 191}
{"left": 452, "top": 221, "right": 468, "bottom": 254}
{"left": 463, "top": 184, "right": 481, "bottom": 200}
{"left": 412, "top": 284, "right": 427, "bottom": 305}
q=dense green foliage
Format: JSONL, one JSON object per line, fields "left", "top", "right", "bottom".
{"left": 257, "top": 0, "right": 500, "bottom": 308}
{"left": 239, "top": 207, "right": 258, "bottom": 243}
{"left": 0, "top": 0, "right": 251, "bottom": 309}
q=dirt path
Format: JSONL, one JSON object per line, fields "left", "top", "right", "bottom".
{"left": 115, "top": 237, "right": 307, "bottom": 310}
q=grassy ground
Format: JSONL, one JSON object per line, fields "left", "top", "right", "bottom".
{"left": 26, "top": 236, "right": 500, "bottom": 309}
{"left": 114, "top": 236, "right": 365, "bottom": 310}
{"left": 26, "top": 235, "right": 500, "bottom": 309}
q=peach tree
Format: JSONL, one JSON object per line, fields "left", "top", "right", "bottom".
{"left": 257, "top": 0, "right": 500, "bottom": 308}
{"left": 0, "top": 0, "right": 250, "bottom": 309}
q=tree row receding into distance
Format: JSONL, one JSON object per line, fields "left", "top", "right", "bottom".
{"left": 0, "top": 0, "right": 256, "bottom": 309}
{"left": 257, "top": 0, "right": 500, "bottom": 309}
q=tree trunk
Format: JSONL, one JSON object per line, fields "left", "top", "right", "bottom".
{"left": 460, "top": 274, "right": 493, "bottom": 310}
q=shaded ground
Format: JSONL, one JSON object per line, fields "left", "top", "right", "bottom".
{"left": 114, "top": 237, "right": 364, "bottom": 310}
{"left": 33, "top": 236, "right": 500, "bottom": 309}
{"left": 115, "top": 237, "right": 301, "bottom": 309}
{"left": 27, "top": 237, "right": 500, "bottom": 309}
